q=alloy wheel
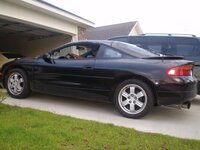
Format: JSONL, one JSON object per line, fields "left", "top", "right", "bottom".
{"left": 7, "top": 72, "right": 24, "bottom": 96}
{"left": 118, "top": 84, "right": 147, "bottom": 115}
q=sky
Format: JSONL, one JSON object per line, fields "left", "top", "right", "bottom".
{"left": 45, "top": 0, "right": 200, "bottom": 36}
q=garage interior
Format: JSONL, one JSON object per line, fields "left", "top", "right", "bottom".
{"left": 0, "top": 17, "right": 72, "bottom": 57}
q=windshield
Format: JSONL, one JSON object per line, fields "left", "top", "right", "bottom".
{"left": 112, "top": 42, "right": 158, "bottom": 58}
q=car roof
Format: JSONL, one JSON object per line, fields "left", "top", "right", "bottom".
{"left": 52, "top": 40, "right": 121, "bottom": 53}
{"left": 58, "top": 40, "right": 120, "bottom": 49}
{"left": 73, "top": 40, "right": 157, "bottom": 57}
{"left": 51, "top": 39, "right": 158, "bottom": 58}
{"left": 109, "top": 35, "right": 199, "bottom": 40}
{"left": 70, "top": 40, "right": 114, "bottom": 46}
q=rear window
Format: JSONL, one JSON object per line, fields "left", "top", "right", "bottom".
{"left": 112, "top": 42, "right": 157, "bottom": 58}
{"left": 129, "top": 36, "right": 169, "bottom": 54}
{"left": 146, "top": 45, "right": 162, "bottom": 53}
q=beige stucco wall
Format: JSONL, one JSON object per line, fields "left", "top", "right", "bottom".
{"left": 0, "top": 35, "right": 71, "bottom": 56}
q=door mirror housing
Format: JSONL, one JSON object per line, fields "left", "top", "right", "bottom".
{"left": 43, "top": 53, "right": 51, "bottom": 63}
{"left": 43, "top": 53, "right": 51, "bottom": 59}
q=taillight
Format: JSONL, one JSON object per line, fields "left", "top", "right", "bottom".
{"left": 167, "top": 65, "right": 193, "bottom": 76}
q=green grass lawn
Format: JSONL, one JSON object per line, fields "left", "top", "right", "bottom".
{"left": 0, "top": 104, "right": 200, "bottom": 150}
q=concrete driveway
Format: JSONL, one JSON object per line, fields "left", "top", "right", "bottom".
{"left": 3, "top": 93, "right": 200, "bottom": 140}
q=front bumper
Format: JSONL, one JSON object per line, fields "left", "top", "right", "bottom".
{"left": 155, "top": 76, "right": 197, "bottom": 105}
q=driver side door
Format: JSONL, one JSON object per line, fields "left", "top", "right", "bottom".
{"left": 32, "top": 42, "right": 102, "bottom": 99}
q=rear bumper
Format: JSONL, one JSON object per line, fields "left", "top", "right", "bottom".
{"left": 155, "top": 76, "right": 197, "bottom": 105}
{"left": 157, "top": 89, "right": 196, "bottom": 105}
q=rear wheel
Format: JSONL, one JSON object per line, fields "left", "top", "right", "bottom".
{"left": 114, "top": 79, "right": 154, "bottom": 119}
{"left": 6, "top": 69, "right": 31, "bottom": 99}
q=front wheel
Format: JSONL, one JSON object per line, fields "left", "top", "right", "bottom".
{"left": 114, "top": 79, "right": 154, "bottom": 119}
{"left": 6, "top": 69, "right": 31, "bottom": 99}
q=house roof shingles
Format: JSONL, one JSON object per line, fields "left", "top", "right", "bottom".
{"left": 86, "top": 21, "right": 137, "bottom": 40}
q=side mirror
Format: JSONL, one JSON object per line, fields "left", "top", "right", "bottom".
{"left": 43, "top": 53, "right": 51, "bottom": 62}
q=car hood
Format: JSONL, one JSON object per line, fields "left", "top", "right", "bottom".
{"left": 1, "top": 57, "right": 37, "bottom": 70}
{"left": 0, "top": 58, "right": 15, "bottom": 68}
{"left": 15, "top": 57, "right": 36, "bottom": 63}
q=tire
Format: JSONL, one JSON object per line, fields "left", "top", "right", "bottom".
{"left": 5, "top": 68, "right": 31, "bottom": 99}
{"left": 114, "top": 79, "right": 154, "bottom": 119}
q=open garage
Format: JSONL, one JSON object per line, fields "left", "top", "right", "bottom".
{"left": 0, "top": 0, "right": 94, "bottom": 57}
{"left": 0, "top": 17, "right": 72, "bottom": 57}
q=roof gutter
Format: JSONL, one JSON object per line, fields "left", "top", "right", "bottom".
{"left": 5, "top": 0, "right": 95, "bottom": 28}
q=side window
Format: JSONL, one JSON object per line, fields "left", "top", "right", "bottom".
{"left": 51, "top": 46, "right": 72, "bottom": 59}
{"left": 170, "top": 37, "right": 200, "bottom": 57}
{"left": 172, "top": 44, "right": 200, "bottom": 57}
{"left": 51, "top": 44, "right": 99, "bottom": 60}
{"left": 104, "top": 48, "right": 122, "bottom": 58}
{"left": 98, "top": 45, "right": 123, "bottom": 59}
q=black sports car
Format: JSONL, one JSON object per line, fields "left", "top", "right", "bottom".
{"left": 0, "top": 40, "right": 197, "bottom": 118}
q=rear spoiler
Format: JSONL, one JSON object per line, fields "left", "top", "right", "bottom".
{"left": 144, "top": 56, "right": 184, "bottom": 60}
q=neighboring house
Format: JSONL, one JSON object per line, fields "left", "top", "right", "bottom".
{"left": 86, "top": 21, "right": 143, "bottom": 40}
{"left": 0, "top": 0, "right": 94, "bottom": 57}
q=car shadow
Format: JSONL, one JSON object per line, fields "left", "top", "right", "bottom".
{"left": 19, "top": 92, "right": 199, "bottom": 122}
{"left": 192, "top": 98, "right": 200, "bottom": 105}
